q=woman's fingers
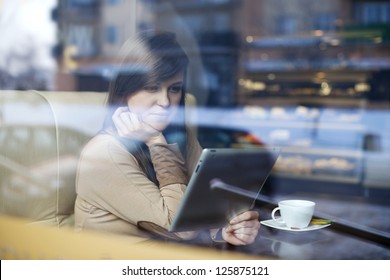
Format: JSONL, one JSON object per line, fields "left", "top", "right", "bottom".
{"left": 112, "top": 107, "right": 160, "bottom": 139}
{"left": 113, "top": 108, "right": 137, "bottom": 137}
{"left": 227, "top": 219, "right": 260, "bottom": 231}
{"left": 222, "top": 227, "right": 258, "bottom": 245}
{"left": 229, "top": 210, "right": 259, "bottom": 225}
{"left": 222, "top": 210, "right": 261, "bottom": 245}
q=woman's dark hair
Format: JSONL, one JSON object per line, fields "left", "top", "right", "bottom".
{"left": 102, "top": 30, "right": 190, "bottom": 185}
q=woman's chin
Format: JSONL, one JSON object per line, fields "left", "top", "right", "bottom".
{"left": 148, "top": 122, "right": 168, "bottom": 132}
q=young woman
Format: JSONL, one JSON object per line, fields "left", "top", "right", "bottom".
{"left": 74, "top": 30, "right": 260, "bottom": 246}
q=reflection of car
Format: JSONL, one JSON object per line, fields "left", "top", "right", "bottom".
{"left": 197, "top": 126, "right": 264, "bottom": 148}
{"left": 0, "top": 125, "right": 90, "bottom": 222}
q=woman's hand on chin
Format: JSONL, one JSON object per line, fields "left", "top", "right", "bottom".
{"left": 145, "top": 133, "right": 167, "bottom": 146}
{"left": 112, "top": 107, "right": 164, "bottom": 143}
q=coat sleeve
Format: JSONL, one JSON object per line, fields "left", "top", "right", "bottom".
{"left": 76, "top": 133, "right": 202, "bottom": 239}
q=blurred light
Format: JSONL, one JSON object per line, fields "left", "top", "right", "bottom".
{"left": 253, "top": 82, "right": 266, "bottom": 91}
{"left": 295, "top": 106, "right": 309, "bottom": 116}
{"left": 239, "top": 79, "right": 266, "bottom": 91}
{"left": 355, "top": 83, "right": 370, "bottom": 92}
{"left": 313, "top": 30, "right": 324, "bottom": 36}
{"left": 270, "top": 107, "right": 286, "bottom": 116}
{"left": 269, "top": 129, "right": 290, "bottom": 141}
{"left": 243, "top": 106, "right": 268, "bottom": 118}
{"left": 63, "top": 45, "right": 79, "bottom": 72}
{"left": 320, "top": 82, "right": 331, "bottom": 95}
{"left": 267, "top": 73, "right": 276, "bottom": 80}
{"left": 246, "top": 36, "right": 254, "bottom": 43}
{"left": 330, "top": 39, "right": 340, "bottom": 46}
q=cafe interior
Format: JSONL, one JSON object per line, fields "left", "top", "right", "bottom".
{"left": 0, "top": 0, "right": 389, "bottom": 260}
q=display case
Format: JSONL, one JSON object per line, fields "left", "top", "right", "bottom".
{"left": 226, "top": 103, "right": 367, "bottom": 186}
{"left": 272, "top": 147, "right": 363, "bottom": 184}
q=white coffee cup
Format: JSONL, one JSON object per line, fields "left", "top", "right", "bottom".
{"left": 271, "top": 200, "right": 315, "bottom": 229}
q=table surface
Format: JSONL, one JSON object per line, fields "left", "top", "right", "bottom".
{"left": 236, "top": 191, "right": 390, "bottom": 259}
{"left": 183, "top": 203, "right": 390, "bottom": 260}
{"left": 235, "top": 220, "right": 390, "bottom": 260}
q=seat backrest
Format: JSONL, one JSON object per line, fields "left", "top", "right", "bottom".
{"left": 0, "top": 90, "right": 195, "bottom": 228}
{"left": 0, "top": 90, "right": 106, "bottom": 227}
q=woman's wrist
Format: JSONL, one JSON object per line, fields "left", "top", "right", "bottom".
{"left": 145, "top": 133, "right": 167, "bottom": 146}
{"left": 211, "top": 228, "right": 225, "bottom": 242}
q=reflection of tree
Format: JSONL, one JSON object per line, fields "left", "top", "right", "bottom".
{"left": 0, "top": 49, "right": 49, "bottom": 90}
{"left": 0, "top": 0, "right": 56, "bottom": 90}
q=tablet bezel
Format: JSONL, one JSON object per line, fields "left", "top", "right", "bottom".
{"left": 169, "top": 147, "right": 280, "bottom": 232}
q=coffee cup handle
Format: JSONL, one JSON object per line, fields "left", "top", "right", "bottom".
{"left": 271, "top": 207, "right": 283, "bottom": 223}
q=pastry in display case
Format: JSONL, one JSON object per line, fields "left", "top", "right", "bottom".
{"left": 272, "top": 149, "right": 361, "bottom": 182}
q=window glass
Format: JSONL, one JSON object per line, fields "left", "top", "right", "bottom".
{"left": 105, "top": 25, "right": 119, "bottom": 44}
{"left": 105, "top": 0, "right": 122, "bottom": 5}
{"left": 0, "top": 0, "right": 389, "bottom": 259}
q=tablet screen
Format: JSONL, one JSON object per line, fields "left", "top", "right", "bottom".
{"left": 169, "top": 147, "right": 280, "bottom": 232}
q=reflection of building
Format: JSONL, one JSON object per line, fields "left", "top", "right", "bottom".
{"left": 57, "top": 0, "right": 101, "bottom": 59}
{"left": 55, "top": 0, "right": 390, "bottom": 105}
{"left": 57, "top": 1, "right": 143, "bottom": 62}
{"left": 56, "top": 0, "right": 140, "bottom": 90}
{"left": 144, "top": 0, "right": 240, "bottom": 106}
{"left": 101, "top": 1, "right": 137, "bottom": 56}
{"left": 236, "top": 0, "right": 390, "bottom": 104}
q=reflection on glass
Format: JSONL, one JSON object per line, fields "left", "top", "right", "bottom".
{"left": 0, "top": 0, "right": 389, "bottom": 258}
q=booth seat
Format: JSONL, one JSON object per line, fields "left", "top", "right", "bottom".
{"left": 0, "top": 90, "right": 197, "bottom": 229}
{"left": 0, "top": 90, "right": 107, "bottom": 228}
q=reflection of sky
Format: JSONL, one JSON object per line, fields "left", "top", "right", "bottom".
{"left": 1, "top": 91, "right": 389, "bottom": 196}
{"left": 2, "top": 102, "right": 106, "bottom": 136}
{"left": 0, "top": 0, "right": 56, "bottom": 77}
{"left": 3, "top": 92, "right": 390, "bottom": 151}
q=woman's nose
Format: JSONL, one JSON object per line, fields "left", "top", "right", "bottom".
{"left": 156, "top": 90, "right": 170, "bottom": 107}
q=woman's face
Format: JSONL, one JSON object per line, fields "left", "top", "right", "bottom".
{"left": 126, "top": 71, "right": 184, "bottom": 132}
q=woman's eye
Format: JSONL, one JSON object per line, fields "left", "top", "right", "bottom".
{"left": 169, "top": 86, "right": 182, "bottom": 94}
{"left": 143, "top": 85, "right": 159, "bottom": 92}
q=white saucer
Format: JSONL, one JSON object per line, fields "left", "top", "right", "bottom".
{"left": 261, "top": 219, "right": 331, "bottom": 232}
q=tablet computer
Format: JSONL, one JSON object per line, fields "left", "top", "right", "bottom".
{"left": 169, "top": 147, "right": 280, "bottom": 232}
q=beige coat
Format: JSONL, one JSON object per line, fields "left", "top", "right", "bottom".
{"left": 74, "top": 130, "right": 203, "bottom": 240}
